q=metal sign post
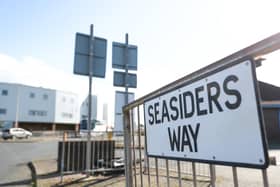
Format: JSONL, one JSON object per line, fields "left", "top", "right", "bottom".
{"left": 86, "top": 24, "right": 94, "bottom": 176}
{"left": 124, "top": 33, "right": 132, "bottom": 187}
{"left": 112, "top": 34, "right": 138, "bottom": 187}
{"left": 73, "top": 24, "right": 107, "bottom": 176}
{"left": 125, "top": 34, "right": 129, "bottom": 105}
{"left": 112, "top": 34, "right": 138, "bottom": 132}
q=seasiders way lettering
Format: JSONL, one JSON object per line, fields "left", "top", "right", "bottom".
{"left": 146, "top": 74, "right": 242, "bottom": 153}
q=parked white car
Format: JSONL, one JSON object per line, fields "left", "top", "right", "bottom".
{"left": 2, "top": 128, "right": 32, "bottom": 140}
{"left": 79, "top": 119, "right": 109, "bottom": 137}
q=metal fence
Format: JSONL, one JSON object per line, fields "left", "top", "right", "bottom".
{"left": 122, "top": 32, "right": 280, "bottom": 187}
{"left": 58, "top": 131, "right": 125, "bottom": 182}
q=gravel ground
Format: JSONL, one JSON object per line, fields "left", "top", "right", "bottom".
{"left": 0, "top": 157, "right": 279, "bottom": 187}
{"left": 36, "top": 158, "right": 280, "bottom": 187}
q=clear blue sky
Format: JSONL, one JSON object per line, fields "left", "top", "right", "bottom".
{"left": 0, "top": 0, "right": 279, "bottom": 123}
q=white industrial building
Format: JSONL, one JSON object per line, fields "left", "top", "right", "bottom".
{"left": 102, "top": 103, "right": 108, "bottom": 124}
{"left": 80, "top": 96, "right": 112, "bottom": 132}
{"left": 80, "top": 95, "right": 97, "bottom": 121}
{"left": 0, "top": 82, "right": 79, "bottom": 131}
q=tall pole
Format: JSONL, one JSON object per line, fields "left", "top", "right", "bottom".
{"left": 123, "top": 33, "right": 133, "bottom": 187}
{"left": 87, "top": 24, "right": 94, "bottom": 175}
{"left": 125, "top": 33, "right": 129, "bottom": 105}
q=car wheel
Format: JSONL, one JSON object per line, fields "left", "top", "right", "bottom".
{"left": 26, "top": 135, "right": 29, "bottom": 139}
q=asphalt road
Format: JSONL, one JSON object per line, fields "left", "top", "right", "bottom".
{"left": 0, "top": 139, "right": 58, "bottom": 184}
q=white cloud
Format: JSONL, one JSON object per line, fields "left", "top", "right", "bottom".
{"left": 0, "top": 53, "right": 88, "bottom": 103}
{"left": 256, "top": 51, "right": 280, "bottom": 86}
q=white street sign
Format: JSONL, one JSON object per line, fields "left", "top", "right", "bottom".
{"left": 144, "top": 60, "right": 268, "bottom": 169}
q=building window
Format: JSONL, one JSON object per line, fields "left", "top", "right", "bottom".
{"left": 30, "top": 92, "right": 35, "bottom": 98}
{"left": 1, "top": 90, "right": 8, "bottom": 96}
{"left": 62, "top": 112, "right": 73, "bottom": 119}
{"left": 0, "top": 108, "right": 7, "bottom": 114}
{"left": 29, "top": 111, "right": 35, "bottom": 116}
{"left": 43, "top": 94, "right": 48, "bottom": 100}
{"left": 28, "top": 110, "right": 47, "bottom": 116}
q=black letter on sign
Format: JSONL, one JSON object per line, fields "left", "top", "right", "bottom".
{"left": 162, "top": 100, "right": 170, "bottom": 123}
{"left": 195, "top": 86, "right": 207, "bottom": 116}
{"left": 207, "top": 81, "right": 223, "bottom": 113}
{"left": 224, "top": 75, "right": 242, "bottom": 110}
{"left": 170, "top": 96, "right": 179, "bottom": 121}
{"left": 183, "top": 91, "right": 195, "bottom": 118}
{"left": 168, "top": 126, "right": 181, "bottom": 151}
{"left": 181, "top": 125, "right": 193, "bottom": 152}
{"left": 188, "top": 123, "right": 200, "bottom": 152}
{"left": 148, "top": 105, "right": 154, "bottom": 125}
{"left": 179, "top": 94, "right": 184, "bottom": 119}
{"left": 154, "top": 102, "right": 161, "bottom": 124}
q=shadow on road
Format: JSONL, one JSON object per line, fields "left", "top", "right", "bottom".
{"left": 0, "top": 171, "right": 60, "bottom": 186}
{"left": 52, "top": 174, "right": 124, "bottom": 187}
{"left": 0, "top": 179, "right": 31, "bottom": 186}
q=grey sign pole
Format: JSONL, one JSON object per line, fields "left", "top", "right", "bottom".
{"left": 112, "top": 33, "right": 137, "bottom": 186}
{"left": 124, "top": 33, "right": 129, "bottom": 105}
{"left": 74, "top": 24, "right": 107, "bottom": 176}
{"left": 124, "top": 33, "right": 133, "bottom": 187}
{"left": 87, "top": 24, "right": 94, "bottom": 176}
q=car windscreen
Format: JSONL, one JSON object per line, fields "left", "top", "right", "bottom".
{"left": 3, "top": 129, "right": 10, "bottom": 133}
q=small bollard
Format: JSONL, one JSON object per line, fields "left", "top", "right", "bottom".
{"left": 27, "top": 162, "right": 37, "bottom": 187}
{"left": 63, "top": 131, "right": 67, "bottom": 141}
{"left": 107, "top": 131, "right": 113, "bottom": 140}
{"left": 106, "top": 126, "right": 113, "bottom": 140}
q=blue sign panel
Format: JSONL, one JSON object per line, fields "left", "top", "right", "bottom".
{"left": 112, "top": 42, "right": 137, "bottom": 70}
{"left": 113, "top": 71, "right": 137, "bottom": 88}
{"left": 74, "top": 33, "right": 107, "bottom": 78}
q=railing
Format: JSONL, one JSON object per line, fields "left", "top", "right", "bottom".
{"left": 57, "top": 131, "right": 125, "bottom": 182}
{"left": 123, "top": 32, "right": 280, "bottom": 187}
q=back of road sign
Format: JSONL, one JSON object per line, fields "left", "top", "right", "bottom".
{"left": 74, "top": 33, "right": 107, "bottom": 77}
{"left": 112, "top": 42, "right": 137, "bottom": 70}
{"left": 114, "top": 91, "right": 135, "bottom": 132}
{"left": 113, "top": 71, "right": 137, "bottom": 88}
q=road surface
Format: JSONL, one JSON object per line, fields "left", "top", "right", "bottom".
{"left": 0, "top": 139, "right": 58, "bottom": 185}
